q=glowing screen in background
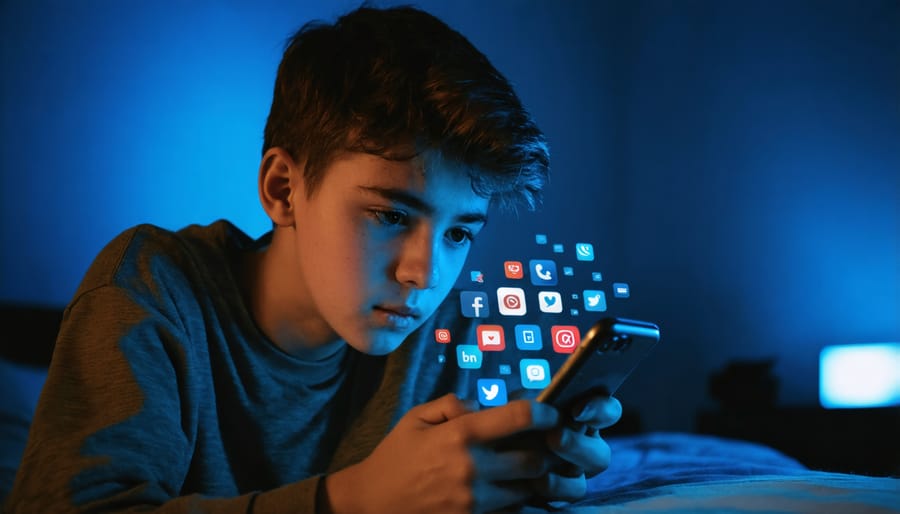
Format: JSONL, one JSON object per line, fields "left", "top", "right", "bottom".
{"left": 819, "top": 343, "right": 900, "bottom": 409}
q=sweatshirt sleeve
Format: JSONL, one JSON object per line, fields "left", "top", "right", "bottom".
{"left": 3, "top": 232, "right": 322, "bottom": 514}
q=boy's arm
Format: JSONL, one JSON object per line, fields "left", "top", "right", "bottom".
{"left": 3, "top": 285, "right": 320, "bottom": 514}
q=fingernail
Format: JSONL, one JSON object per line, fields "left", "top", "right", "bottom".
{"left": 574, "top": 403, "right": 594, "bottom": 422}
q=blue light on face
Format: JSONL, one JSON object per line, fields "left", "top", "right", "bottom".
{"left": 819, "top": 343, "right": 900, "bottom": 409}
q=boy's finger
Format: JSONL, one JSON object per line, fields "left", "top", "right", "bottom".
{"left": 530, "top": 471, "right": 587, "bottom": 502}
{"left": 546, "top": 427, "right": 611, "bottom": 477}
{"left": 412, "top": 393, "right": 477, "bottom": 426}
{"left": 572, "top": 395, "right": 622, "bottom": 428}
{"left": 456, "top": 400, "right": 560, "bottom": 442}
{"left": 472, "top": 447, "right": 551, "bottom": 481}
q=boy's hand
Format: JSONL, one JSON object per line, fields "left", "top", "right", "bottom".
{"left": 533, "top": 394, "right": 623, "bottom": 501}
{"left": 324, "top": 393, "right": 560, "bottom": 514}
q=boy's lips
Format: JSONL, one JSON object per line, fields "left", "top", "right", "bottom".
{"left": 374, "top": 304, "right": 422, "bottom": 319}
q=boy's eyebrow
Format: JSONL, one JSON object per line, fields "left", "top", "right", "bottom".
{"left": 358, "top": 186, "right": 488, "bottom": 224}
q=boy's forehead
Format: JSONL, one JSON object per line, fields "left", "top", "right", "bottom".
{"left": 353, "top": 149, "right": 471, "bottom": 183}
{"left": 351, "top": 152, "right": 488, "bottom": 212}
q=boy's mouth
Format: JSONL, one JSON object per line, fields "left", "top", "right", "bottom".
{"left": 373, "top": 304, "right": 422, "bottom": 319}
{"left": 372, "top": 304, "right": 421, "bottom": 331}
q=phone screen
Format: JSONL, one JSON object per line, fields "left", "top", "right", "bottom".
{"left": 444, "top": 231, "right": 650, "bottom": 407}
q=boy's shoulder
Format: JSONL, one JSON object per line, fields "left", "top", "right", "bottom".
{"left": 72, "top": 219, "right": 256, "bottom": 305}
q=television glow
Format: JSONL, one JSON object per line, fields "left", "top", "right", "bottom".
{"left": 819, "top": 343, "right": 900, "bottom": 409}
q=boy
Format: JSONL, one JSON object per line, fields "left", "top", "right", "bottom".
{"left": 6, "top": 5, "right": 621, "bottom": 513}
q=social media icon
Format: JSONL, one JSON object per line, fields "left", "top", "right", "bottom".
{"left": 456, "top": 345, "right": 483, "bottom": 369}
{"left": 470, "top": 270, "right": 484, "bottom": 283}
{"left": 477, "top": 379, "right": 508, "bottom": 406}
{"left": 575, "top": 243, "right": 595, "bottom": 261}
{"left": 570, "top": 308, "right": 580, "bottom": 316}
{"left": 520, "top": 359, "right": 551, "bottom": 389}
{"left": 613, "top": 282, "right": 630, "bottom": 298}
{"left": 535, "top": 234, "right": 548, "bottom": 245}
{"left": 504, "top": 260, "right": 524, "bottom": 279}
{"left": 583, "top": 290, "right": 607, "bottom": 312}
{"left": 553, "top": 244, "right": 564, "bottom": 253}
{"left": 515, "top": 324, "right": 543, "bottom": 350}
{"left": 477, "top": 325, "right": 506, "bottom": 351}
{"left": 460, "top": 291, "right": 489, "bottom": 318}
{"left": 434, "top": 328, "right": 451, "bottom": 343}
{"left": 499, "top": 364, "right": 512, "bottom": 375}
{"left": 496, "top": 287, "right": 527, "bottom": 316}
{"left": 563, "top": 266, "right": 574, "bottom": 276}
{"left": 538, "top": 291, "right": 563, "bottom": 313}
{"left": 529, "top": 259, "right": 557, "bottom": 286}
{"left": 551, "top": 325, "right": 581, "bottom": 354}
{"left": 592, "top": 272, "right": 603, "bottom": 282}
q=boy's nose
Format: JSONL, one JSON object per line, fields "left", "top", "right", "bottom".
{"left": 394, "top": 229, "right": 439, "bottom": 289}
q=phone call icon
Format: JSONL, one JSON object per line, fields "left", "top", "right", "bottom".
{"left": 529, "top": 259, "right": 557, "bottom": 286}
{"left": 575, "top": 243, "right": 595, "bottom": 261}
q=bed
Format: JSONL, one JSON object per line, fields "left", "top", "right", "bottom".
{"left": 547, "top": 431, "right": 900, "bottom": 513}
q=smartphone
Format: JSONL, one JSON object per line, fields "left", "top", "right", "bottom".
{"left": 536, "top": 317, "right": 661, "bottom": 410}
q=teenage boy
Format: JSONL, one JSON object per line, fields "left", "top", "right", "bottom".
{"left": 6, "top": 5, "right": 621, "bottom": 514}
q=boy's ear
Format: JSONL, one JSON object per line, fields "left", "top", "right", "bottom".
{"left": 258, "top": 147, "right": 303, "bottom": 227}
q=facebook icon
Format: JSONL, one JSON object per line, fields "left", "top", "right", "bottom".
{"left": 460, "top": 291, "right": 490, "bottom": 318}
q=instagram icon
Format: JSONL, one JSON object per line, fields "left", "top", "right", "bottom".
{"left": 551, "top": 325, "right": 580, "bottom": 354}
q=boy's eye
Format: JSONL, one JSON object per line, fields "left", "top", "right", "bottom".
{"left": 446, "top": 227, "right": 473, "bottom": 244}
{"left": 372, "top": 210, "right": 408, "bottom": 226}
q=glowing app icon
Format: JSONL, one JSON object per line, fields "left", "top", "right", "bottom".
{"left": 563, "top": 266, "right": 574, "bottom": 276}
{"left": 583, "top": 290, "right": 607, "bottom": 312}
{"left": 575, "top": 243, "right": 595, "bottom": 261}
{"left": 613, "top": 283, "right": 630, "bottom": 298}
{"left": 515, "top": 324, "right": 543, "bottom": 351}
{"left": 538, "top": 291, "right": 563, "bottom": 313}
{"left": 434, "top": 329, "right": 451, "bottom": 343}
{"left": 470, "top": 270, "right": 484, "bottom": 283}
{"left": 477, "top": 379, "right": 508, "bottom": 406}
{"left": 520, "top": 359, "right": 551, "bottom": 389}
{"left": 535, "top": 234, "right": 548, "bottom": 245}
{"left": 456, "top": 345, "right": 483, "bottom": 369}
{"left": 497, "top": 287, "right": 527, "bottom": 316}
{"left": 592, "top": 272, "right": 603, "bottom": 282}
{"left": 529, "top": 259, "right": 557, "bottom": 286}
{"left": 477, "top": 325, "right": 506, "bottom": 351}
{"left": 553, "top": 244, "right": 564, "bottom": 253}
{"left": 504, "top": 260, "right": 524, "bottom": 279}
{"left": 460, "top": 291, "right": 489, "bottom": 318}
{"left": 551, "top": 325, "right": 581, "bottom": 354}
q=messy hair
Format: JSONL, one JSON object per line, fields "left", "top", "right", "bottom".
{"left": 263, "top": 5, "right": 549, "bottom": 211}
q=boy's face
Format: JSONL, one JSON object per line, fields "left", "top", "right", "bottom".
{"left": 288, "top": 150, "right": 489, "bottom": 355}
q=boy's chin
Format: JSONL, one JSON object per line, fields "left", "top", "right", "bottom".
{"left": 350, "top": 330, "right": 412, "bottom": 356}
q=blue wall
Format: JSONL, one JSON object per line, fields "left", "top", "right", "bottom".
{"left": 2, "top": 0, "right": 898, "bottom": 431}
